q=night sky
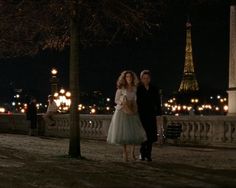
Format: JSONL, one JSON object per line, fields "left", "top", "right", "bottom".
{"left": 0, "top": 1, "right": 230, "bottom": 103}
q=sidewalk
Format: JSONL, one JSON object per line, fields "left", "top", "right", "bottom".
{"left": 0, "top": 133, "right": 235, "bottom": 188}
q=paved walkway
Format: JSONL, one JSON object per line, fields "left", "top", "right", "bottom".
{"left": 0, "top": 133, "right": 235, "bottom": 188}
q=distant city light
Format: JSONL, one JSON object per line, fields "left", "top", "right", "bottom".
{"left": 191, "top": 98, "right": 199, "bottom": 103}
{"left": 36, "top": 104, "right": 40, "bottom": 109}
{"left": 224, "top": 105, "right": 228, "bottom": 111}
{"left": 163, "top": 91, "right": 228, "bottom": 116}
{"left": 169, "top": 99, "right": 173, "bottom": 103}
{"left": 198, "top": 107, "right": 203, "bottom": 111}
{"left": 78, "top": 104, "right": 83, "bottom": 111}
{"left": 0, "top": 108, "right": 5, "bottom": 113}
{"left": 91, "top": 108, "right": 96, "bottom": 114}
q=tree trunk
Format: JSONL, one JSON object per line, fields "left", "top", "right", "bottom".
{"left": 69, "top": 7, "right": 81, "bottom": 158}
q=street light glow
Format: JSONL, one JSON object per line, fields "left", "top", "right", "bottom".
{"left": 54, "top": 92, "right": 59, "bottom": 97}
{"left": 51, "top": 68, "right": 58, "bottom": 75}
{"left": 91, "top": 108, "right": 96, "bottom": 114}
{"left": 54, "top": 89, "right": 71, "bottom": 113}
{"left": 60, "top": 88, "right": 65, "bottom": 94}
{"left": 0, "top": 108, "right": 5, "bottom": 113}
{"left": 224, "top": 105, "right": 228, "bottom": 111}
{"left": 66, "top": 92, "right": 71, "bottom": 97}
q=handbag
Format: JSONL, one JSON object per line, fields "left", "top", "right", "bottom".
{"left": 121, "top": 95, "right": 137, "bottom": 115}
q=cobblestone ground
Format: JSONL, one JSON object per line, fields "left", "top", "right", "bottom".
{"left": 0, "top": 133, "right": 235, "bottom": 188}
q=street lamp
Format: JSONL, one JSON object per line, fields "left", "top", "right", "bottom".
{"left": 50, "top": 68, "right": 59, "bottom": 95}
{"left": 54, "top": 88, "right": 71, "bottom": 113}
{"left": 51, "top": 68, "right": 58, "bottom": 77}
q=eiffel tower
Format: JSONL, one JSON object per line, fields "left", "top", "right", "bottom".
{"left": 178, "top": 21, "right": 199, "bottom": 93}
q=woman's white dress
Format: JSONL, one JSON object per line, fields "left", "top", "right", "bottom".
{"left": 107, "top": 88, "right": 147, "bottom": 145}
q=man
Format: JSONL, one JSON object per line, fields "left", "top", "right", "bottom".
{"left": 26, "top": 97, "right": 37, "bottom": 136}
{"left": 43, "top": 95, "right": 58, "bottom": 126}
{"left": 137, "top": 70, "right": 162, "bottom": 161}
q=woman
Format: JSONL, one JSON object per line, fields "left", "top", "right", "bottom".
{"left": 107, "top": 70, "right": 147, "bottom": 162}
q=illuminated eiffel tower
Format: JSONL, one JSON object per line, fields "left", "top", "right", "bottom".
{"left": 178, "top": 21, "right": 199, "bottom": 93}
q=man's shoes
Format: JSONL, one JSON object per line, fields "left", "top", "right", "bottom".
{"left": 139, "top": 154, "right": 145, "bottom": 161}
{"left": 139, "top": 154, "right": 152, "bottom": 162}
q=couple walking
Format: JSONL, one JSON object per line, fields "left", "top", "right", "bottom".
{"left": 107, "top": 70, "right": 162, "bottom": 162}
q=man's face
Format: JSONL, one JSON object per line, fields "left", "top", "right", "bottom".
{"left": 141, "top": 74, "right": 151, "bottom": 85}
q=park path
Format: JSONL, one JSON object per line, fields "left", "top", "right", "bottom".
{"left": 0, "top": 133, "right": 235, "bottom": 188}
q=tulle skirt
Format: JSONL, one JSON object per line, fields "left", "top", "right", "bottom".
{"left": 107, "top": 109, "right": 147, "bottom": 145}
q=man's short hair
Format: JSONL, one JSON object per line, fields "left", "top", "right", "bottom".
{"left": 140, "top": 70, "right": 151, "bottom": 79}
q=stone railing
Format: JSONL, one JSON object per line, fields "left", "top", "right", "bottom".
{"left": 0, "top": 113, "right": 236, "bottom": 148}
{"left": 45, "top": 114, "right": 111, "bottom": 140}
{"left": 0, "top": 113, "right": 111, "bottom": 140}
{"left": 157, "top": 115, "right": 236, "bottom": 148}
{"left": 0, "top": 113, "right": 30, "bottom": 134}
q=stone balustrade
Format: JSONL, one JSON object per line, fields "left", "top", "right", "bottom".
{"left": 0, "top": 113, "right": 236, "bottom": 148}
{"left": 0, "top": 113, "right": 30, "bottom": 134}
{"left": 0, "top": 113, "right": 112, "bottom": 140}
{"left": 45, "top": 114, "right": 111, "bottom": 140}
{"left": 157, "top": 115, "right": 236, "bottom": 148}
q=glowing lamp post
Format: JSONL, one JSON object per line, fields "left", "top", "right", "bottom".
{"left": 50, "top": 68, "right": 59, "bottom": 95}
{"left": 54, "top": 88, "right": 71, "bottom": 113}
{"left": 51, "top": 68, "right": 58, "bottom": 76}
